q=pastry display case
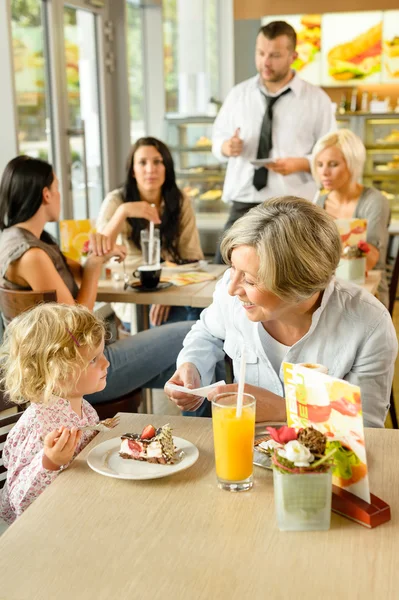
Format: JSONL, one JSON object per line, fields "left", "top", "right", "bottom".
{"left": 334, "top": 113, "right": 399, "bottom": 222}
{"left": 363, "top": 116, "right": 399, "bottom": 222}
{"left": 165, "top": 115, "right": 227, "bottom": 217}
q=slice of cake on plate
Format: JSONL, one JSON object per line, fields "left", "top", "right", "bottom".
{"left": 119, "top": 424, "right": 176, "bottom": 464}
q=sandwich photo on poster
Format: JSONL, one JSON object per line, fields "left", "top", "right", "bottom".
{"left": 382, "top": 11, "right": 399, "bottom": 82}
{"left": 322, "top": 11, "right": 383, "bottom": 86}
{"left": 261, "top": 14, "right": 322, "bottom": 85}
{"left": 283, "top": 362, "right": 371, "bottom": 504}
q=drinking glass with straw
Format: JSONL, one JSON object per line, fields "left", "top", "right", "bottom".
{"left": 148, "top": 204, "right": 155, "bottom": 265}
{"left": 211, "top": 347, "right": 256, "bottom": 491}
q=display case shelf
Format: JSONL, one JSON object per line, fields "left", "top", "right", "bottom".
{"left": 170, "top": 146, "right": 213, "bottom": 152}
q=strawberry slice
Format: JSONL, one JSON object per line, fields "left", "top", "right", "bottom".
{"left": 127, "top": 439, "right": 142, "bottom": 457}
{"left": 141, "top": 425, "right": 156, "bottom": 440}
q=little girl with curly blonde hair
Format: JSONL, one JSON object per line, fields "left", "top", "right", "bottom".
{"left": 0, "top": 303, "right": 109, "bottom": 524}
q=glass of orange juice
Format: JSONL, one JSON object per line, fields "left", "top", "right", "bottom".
{"left": 212, "top": 392, "right": 256, "bottom": 492}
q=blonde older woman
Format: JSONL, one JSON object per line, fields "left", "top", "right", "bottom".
{"left": 311, "top": 128, "right": 390, "bottom": 306}
{"left": 165, "top": 197, "right": 397, "bottom": 428}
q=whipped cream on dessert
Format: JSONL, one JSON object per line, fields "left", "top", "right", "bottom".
{"left": 119, "top": 424, "right": 175, "bottom": 464}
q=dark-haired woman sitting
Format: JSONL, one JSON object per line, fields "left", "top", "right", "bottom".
{"left": 97, "top": 137, "right": 204, "bottom": 328}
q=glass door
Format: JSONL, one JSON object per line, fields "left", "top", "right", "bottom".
{"left": 11, "top": 0, "right": 54, "bottom": 164}
{"left": 62, "top": 3, "right": 104, "bottom": 220}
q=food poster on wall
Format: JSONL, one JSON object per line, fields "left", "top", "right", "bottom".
{"left": 382, "top": 11, "right": 399, "bottom": 82}
{"left": 283, "top": 362, "right": 371, "bottom": 504}
{"left": 260, "top": 15, "right": 322, "bottom": 85}
{"left": 321, "top": 12, "right": 383, "bottom": 86}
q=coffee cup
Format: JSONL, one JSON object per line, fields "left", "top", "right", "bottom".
{"left": 133, "top": 265, "right": 161, "bottom": 289}
{"left": 297, "top": 363, "right": 329, "bottom": 374}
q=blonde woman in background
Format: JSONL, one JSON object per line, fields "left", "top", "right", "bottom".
{"left": 165, "top": 197, "right": 397, "bottom": 426}
{"left": 97, "top": 137, "right": 204, "bottom": 328}
{"left": 311, "top": 128, "right": 390, "bottom": 307}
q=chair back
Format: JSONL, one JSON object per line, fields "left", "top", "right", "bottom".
{"left": 0, "top": 288, "right": 57, "bottom": 324}
{"left": 387, "top": 244, "right": 399, "bottom": 316}
{"left": 0, "top": 412, "right": 23, "bottom": 489}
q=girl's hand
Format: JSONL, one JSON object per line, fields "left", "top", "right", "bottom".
{"left": 123, "top": 201, "right": 161, "bottom": 224}
{"left": 149, "top": 304, "right": 171, "bottom": 326}
{"left": 42, "top": 426, "right": 82, "bottom": 471}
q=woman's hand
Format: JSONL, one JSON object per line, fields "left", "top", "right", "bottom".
{"left": 86, "top": 233, "right": 127, "bottom": 265}
{"left": 42, "top": 426, "right": 82, "bottom": 471}
{"left": 150, "top": 304, "right": 171, "bottom": 326}
{"left": 208, "top": 383, "right": 287, "bottom": 423}
{"left": 164, "top": 362, "right": 204, "bottom": 412}
{"left": 122, "top": 201, "right": 161, "bottom": 224}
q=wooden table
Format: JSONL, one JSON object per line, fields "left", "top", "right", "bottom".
{"left": 362, "top": 270, "right": 381, "bottom": 296}
{"left": 0, "top": 414, "right": 397, "bottom": 600}
{"left": 97, "top": 264, "right": 227, "bottom": 309}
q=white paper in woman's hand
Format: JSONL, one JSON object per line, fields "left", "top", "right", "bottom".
{"left": 166, "top": 380, "right": 226, "bottom": 397}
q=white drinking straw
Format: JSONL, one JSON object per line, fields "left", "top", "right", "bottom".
{"left": 236, "top": 347, "right": 246, "bottom": 418}
{"left": 149, "top": 204, "right": 155, "bottom": 265}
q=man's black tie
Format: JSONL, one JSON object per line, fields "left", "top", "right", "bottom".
{"left": 253, "top": 88, "right": 291, "bottom": 191}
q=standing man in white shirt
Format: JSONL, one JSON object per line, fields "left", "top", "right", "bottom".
{"left": 213, "top": 20, "right": 336, "bottom": 262}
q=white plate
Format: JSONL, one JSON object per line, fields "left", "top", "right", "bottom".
{"left": 250, "top": 159, "right": 276, "bottom": 167}
{"left": 87, "top": 436, "right": 199, "bottom": 480}
{"left": 253, "top": 447, "right": 272, "bottom": 470}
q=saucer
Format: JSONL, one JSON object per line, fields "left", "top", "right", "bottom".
{"left": 126, "top": 281, "right": 173, "bottom": 293}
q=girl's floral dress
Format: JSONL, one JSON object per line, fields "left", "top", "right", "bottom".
{"left": 0, "top": 397, "right": 99, "bottom": 524}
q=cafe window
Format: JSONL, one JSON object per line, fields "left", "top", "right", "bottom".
{"left": 11, "top": 0, "right": 54, "bottom": 162}
{"left": 126, "top": 1, "right": 146, "bottom": 142}
{"left": 163, "top": 0, "right": 220, "bottom": 115}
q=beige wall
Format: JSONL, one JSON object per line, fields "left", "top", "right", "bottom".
{"left": 234, "top": 0, "right": 399, "bottom": 19}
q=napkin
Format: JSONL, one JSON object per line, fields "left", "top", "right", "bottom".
{"left": 166, "top": 380, "right": 226, "bottom": 397}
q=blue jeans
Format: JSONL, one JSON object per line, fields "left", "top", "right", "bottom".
{"left": 85, "top": 320, "right": 194, "bottom": 405}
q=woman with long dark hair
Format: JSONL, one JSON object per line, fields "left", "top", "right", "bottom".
{"left": 97, "top": 137, "right": 204, "bottom": 327}
{"left": 0, "top": 155, "right": 193, "bottom": 407}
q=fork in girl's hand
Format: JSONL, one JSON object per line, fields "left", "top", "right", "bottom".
{"left": 79, "top": 416, "right": 120, "bottom": 432}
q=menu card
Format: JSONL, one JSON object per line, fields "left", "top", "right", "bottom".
{"left": 283, "top": 362, "right": 370, "bottom": 503}
{"left": 161, "top": 272, "right": 216, "bottom": 287}
{"left": 335, "top": 218, "right": 367, "bottom": 248}
{"left": 59, "top": 219, "right": 96, "bottom": 262}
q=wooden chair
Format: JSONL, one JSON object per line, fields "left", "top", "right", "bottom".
{"left": 0, "top": 412, "right": 23, "bottom": 489}
{"left": 0, "top": 287, "right": 142, "bottom": 419}
{"left": 0, "top": 288, "right": 57, "bottom": 324}
{"left": 386, "top": 242, "right": 399, "bottom": 429}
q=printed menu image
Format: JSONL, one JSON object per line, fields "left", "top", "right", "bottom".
{"left": 261, "top": 14, "right": 322, "bottom": 85}
{"left": 382, "top": 11, "right": 399, "bottom": 82}
{"left": 283, "top": 362, "right": 371, "bottom": 504}
{"left": 335, "top": 218, "right": 367, "bottom": 247}
{"left": 59, "top": 219, "right": 96, "bottom": 262}
{"left": 322, "top": 11, "right": 383, "bottom": 86}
